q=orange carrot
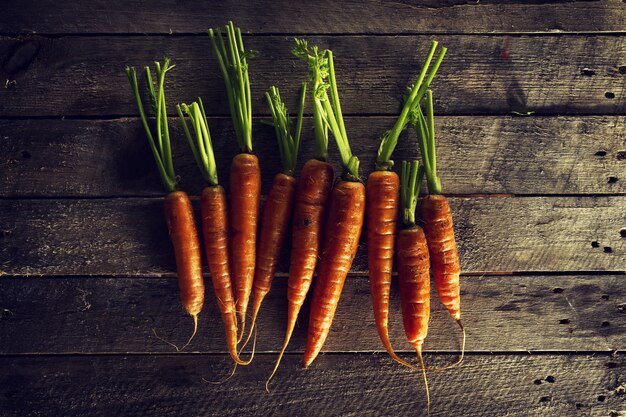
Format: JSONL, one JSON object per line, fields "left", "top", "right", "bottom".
{"left": 303, "top": 179, "right": 365, "bottom": 367}
{"left": 209, "top": 22, "right": 259, "bottom": 340}
{"left": 177, "top": 99, "right": 252, "bottom": 365}
{"left": 297, "top": 45, "right": 366, "bottom": 368}
{"left": 164, "top": 191, "right": 205, "bottom": 326}
{"left": 240, "top": 85, "right": 307, "bottom": 355}
{"left": 368, "top": 41, "right": 445, "bottom": 368}
{"left": 421, "top": 194, "right": 460, "bottom": 321}
{"left": 267, "top": 43, "right": 335, "bottom": 386}
{"left": 126, "top": 58, "right": 203, "bottom": 349}
{"left": 412, "top": 89, "right": 465, "bottom": 367}
{"left": 367, "top": 171, "right": 414, "bottom": 367}
{"left": 397, "top": 160, "right": 431, "bottom": 414}
{"left": 267, "top": 158, "right": 333, "bottom": 386}
{"left": 229, "top": 152, "right": 261, "bottom": 336}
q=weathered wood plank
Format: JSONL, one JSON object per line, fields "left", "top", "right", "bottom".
{"left": 0, "top": 275, "right": 623, "bottom": 354}
{"left": 2, "top": 35, "right": 626, "bottom": 117}
{"left": 2, "top": 116, "right": 625, "bottom": 197}
{"left": 2, "top": 0, "right": 626, "bottom": 35}
{"left": 0, "top": 197, "right": 624, "bottom": 276}
{"left": 0, "top": 354, "right": 623, "bottom": 417}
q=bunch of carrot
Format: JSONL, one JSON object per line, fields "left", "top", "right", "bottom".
{"left": 124, "top": 22, "right": 465, "bottom": 412}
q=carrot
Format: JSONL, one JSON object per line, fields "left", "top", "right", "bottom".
{"left": 238, "top": 84, "right": 307, "bottom": 353}
{"left": 304, "top": 179, "right": 365, "bottom": 368}
{"left": 266, "top": 43, "right": 335, "bottom": 388}
{"left": 293, "top": 44, "right": 366, "bottom": 368}
{"left": 177, "top": 99, "right": 252, "bottom": 365}
{"left": 164, "top": 191, "right": 205, "bottom": 333}
{"left": 369, "top": 41, "right": 446, "bottom": 368}
{"left": 126, "top": 58, "right": 203, "bottom": 349}
{"left": 397, "top": 160, "right": 431, "bottom": 414}
{"left": 229, "top": 152, "right": 261, "bottom": 338}
{"left": 412, "top": 89, "right": 465, "bottom": 367}
{"left": 209, "top": 22, "right": 259, "bottom": 339}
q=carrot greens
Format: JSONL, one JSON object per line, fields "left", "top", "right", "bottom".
{"left": 126, "top": 58, "right": 177, "bottom": 192}
{"left": 265, "top": 82, "right": 308, "bottom": 176}
{"left": 209, "top": 21, "right": 256, "bottom": 153}
{"left": 376, "top": 41, "right": 446, "bottom": 171}
{"left": 176, "top": 98, "right": 219, "bottom": 186}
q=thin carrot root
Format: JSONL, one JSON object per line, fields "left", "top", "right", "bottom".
{"left": 237, "top": 318, "right": 247, "bottom": 344}
{"left": 423, "top": 319, "right": 465, "bottom": 372}
{"left": 265, "top": 346, "right": 286, "bottom": 392}
{"left": 417, "top": 347, "right": 430, "bottom": 417}
{"left": 202, "top": 363, "right": 238, "bottom": 385}
{"left": 151, "top": 313, "right": 199, "bottom": 352}
{"left": 239, "top": 302, "right": 261, "bottom": 358}
{"left": 236, "top": 326, "right": 258, "bottom": 365}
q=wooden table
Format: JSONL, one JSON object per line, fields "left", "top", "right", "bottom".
{"left": 1, "top": 2, "right": 624, "bottom": 416}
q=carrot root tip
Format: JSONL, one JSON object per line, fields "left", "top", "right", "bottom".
{"left": 151, "top": 314, "right": 198, "bottom": 352}
{"left": 202, "top": 363, "right": 238, "bottom": 385}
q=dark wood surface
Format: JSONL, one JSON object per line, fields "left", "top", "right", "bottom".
{"left": 1, "top": 354, "right": 624, "bottom": 417}
{"left": 1, "top": 1, "right": 625, "bottom": 416}
{"left": 1, "top": 197, "right": 624, "bottom": 276}
{"left": 1, "top": 275, "right": 624, "bottom": 354}
{"left": 2, "top": 116, "right": 626, "bottom": 197}
{"left": 2, "top": 35, "right": 626, "bottom": 117}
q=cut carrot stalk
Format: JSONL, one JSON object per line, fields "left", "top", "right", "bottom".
{"left": 177, "top": 99, "right": 253, "bottom": 365}
{"left": 292, "top": 43, "right": 366, "bottom": 368}
{"left": 209, "top": 21, "right": 260, "bottom": 341}
{"left": 126, "top": 58, "right": 203, "bottom": 350}
{"left": 368, "top": 41, "right": 446, "bottom": 369}
{"left": 239, "top": 83, "right": 307, "bottom": 358}
{"left": 411, "top": 89, "right": 466, "bottom": 369}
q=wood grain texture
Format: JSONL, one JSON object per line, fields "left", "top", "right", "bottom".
{"left": 0, "top": 354, "right": 623, "bottom": 417}
{"left": 2, "top": 116, "right": 626, "bottom": 197}
{"left": 1, "top": 0, "right": 626, "bottom": 35}
{"left": 2, "top": 35, "right": 626, "bottom": 117}
{"left": 0, "top": 275, "right": 623, "bottom": 354}
{"left": 0, "top": 197, "right": 624, "bottom": 276}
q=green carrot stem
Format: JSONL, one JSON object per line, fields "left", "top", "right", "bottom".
{"left": 412, "top": 89, "right": 442, "bottom": 194}
{"left": 125, "top": 60, "right": 177, "bottom": 193}
{"left": 376, "top": 42, "right": 446, "bottom": 171}
{"left": 323, "top": 50, "right": 359, "bottom": 180}
{"left": 292, "top": 38, "right": 328, "bottom": 162}
{"left": 265, "top": 82, "right": 307, "bottom": 176}
{"left": 209, "top": 22, "right": 254, "bottom": 153}
{"left": 177, "top": 100, "right": 219, "bottom": 186}
{"left": 400, "top": 160, "right": 425, "bottom": 227}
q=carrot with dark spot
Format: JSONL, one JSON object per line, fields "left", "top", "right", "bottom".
{"left": 369, "top": 41, "right": 445, "bottom": 368}
{"left": 209, "top": 22, "right": 260, "bottom": 340}
{"left": 266, "top": 42, "right": 334, "bottom": 388}
{"left": 293, "top": 44, "right": 366, "bottom": 368}
{"left": 177, "top": 99, "right": 253, "bottom": 365}
{"left": 240, "top": 84, "right": 307, "bottom": 354}
{"left": 397, "top": 160, "right": 430, "bottom": 414}
{"left": 412, "top": 89, "right": 466, "bottom": 368}
{"left": 126, "top": 58, "right": 203, "bottom": 350}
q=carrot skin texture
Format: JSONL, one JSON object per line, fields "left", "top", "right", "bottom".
{"left": 396, "top": 226, "right": 431, "bottom": 348}
{"left": 250, "top": 173, "right": 297, "bottom": 324}
{"left": 267, "top": 160, "right": 333, "bottom": 380}
{"left": 163, "top": 191, "right": 204, "bottom": 317}
{"left": 420, "top": 194, "right": 461, "bottom": 321}
{"left": 366, "top": 171, "right": 404, "bottom": 361}
{"left": 201, "top": 185, "right": 246, "bottom": 363}
{"left": 229, "top": 153, "right": 262, "bottom": 328}
{"left": 287, "top": 159, "right": 334, "bottom": 319}
{"left": 303, "top": 180, "right": 366, "bottom": 368}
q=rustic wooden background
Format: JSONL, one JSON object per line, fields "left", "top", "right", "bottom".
{"left": 1, "top": 1, "right": 625, "bottom": 416}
